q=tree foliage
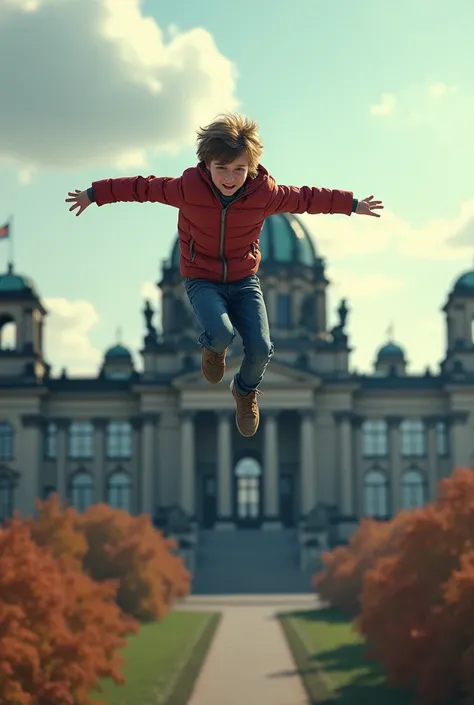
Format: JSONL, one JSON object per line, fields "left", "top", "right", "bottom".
{"left": 0, "top": 518, "right": 136, "bottom": 705}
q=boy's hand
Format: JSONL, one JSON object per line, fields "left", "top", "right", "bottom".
{"left": 65, "top": 189, "right": 91, "bottom": 217}
{"left": 355, "top": 195, "right": 383, "bottom": 218}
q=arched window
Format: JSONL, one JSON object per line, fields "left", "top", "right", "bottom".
{"left": 363, "top": 469, "right": 389, "bottom": 519}
{"left": 0, "top": 316, "right": 17, "bottom": 350}
{"left": 69, "top": 471, "right": 93, "bottom": 513}
{"left": 401, "top": 468, "right": 426, "bottom": 509}
{"left": 106, "top": 471, "right": 132, "bottom": 512}
{"left": 235, "top": 457, "right": 262, "bottom": 521}
{"left": 0, "top": 473, "right": 14, "bottom": 523}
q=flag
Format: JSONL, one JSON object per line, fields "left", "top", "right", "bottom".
{"left": 0, "top": 222, "right": 9, "bottom": 239}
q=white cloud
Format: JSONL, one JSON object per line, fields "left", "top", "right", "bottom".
{"left": 327, "top": 267, "right": 404, "bottom": 299}
{"left": 298, "top": 199, "right": 474, "bottom": 261}
{"left": 428, "top": 82, "right": 457, "bottom": 98}
{"left": 0, "top": 0, "right": 239, "bottom": 173}
{"left": 369, "top": 92, "right": 397, "bottom": 116}
{"left": 43, "top": 297, "right": 102, "bottom": 375}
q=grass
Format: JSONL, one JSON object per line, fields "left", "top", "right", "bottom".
{"left": 278, "top": 607, "right": 414, "bottom": 705}
{"left": 92, "top": 610, "right": 221, "bottom": 705}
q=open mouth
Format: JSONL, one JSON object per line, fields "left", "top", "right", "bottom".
{"left": 222, "top": 184, "right": 235, "bottom": 191}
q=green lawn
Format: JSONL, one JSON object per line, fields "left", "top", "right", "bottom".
{"left": 279, "top": 607, "right": 413, "bottom": 705}
{"left": 92, "top": 610, "right": 220, "bottom": 705}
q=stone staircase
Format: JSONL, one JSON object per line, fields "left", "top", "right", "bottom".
{"left": 191, "top": 528, "right": 315, "bottom": 595}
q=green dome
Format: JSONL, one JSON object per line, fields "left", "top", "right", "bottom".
{"left": 170, "top": 213, "right": 318, "bottom": 268}
{"left": 454, "top": 270, "right": 474, "bottom": 291}
{"left": 0, "top": 264, "right": 37, "bottom": 294}
{"left": 105, "top": 344, "right": 131, "bottom": 360}
{"left": 377, "top": 342, "right": 405, "bottom": 358}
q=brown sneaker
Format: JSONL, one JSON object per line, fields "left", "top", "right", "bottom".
{"left": 230, "top": 379, "right": 261, "bottom": 437}
{"left": 201, "top": 347, "right": 227, "bottom": 384}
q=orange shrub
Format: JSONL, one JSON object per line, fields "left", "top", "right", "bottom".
{"left": 357, "top": 468, "right": 474, "bottom": 705}
{"left": 77, "top": 503, "right": 191, "bottom": 621}
{"left": 0, "top": 517, "right": 136, "bottom": 705}
{"left": 27, "top": 493, "right": 87, "bottom": 565}
{"left": 29, "top": 496, "right": 191, "bottom": 622}
{"left": 314, "top": 513, "right": 409, "bottom": 616}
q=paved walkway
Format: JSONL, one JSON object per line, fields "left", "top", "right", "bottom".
{"left": 176, "top": 594, "right": 319, "bottom": 705}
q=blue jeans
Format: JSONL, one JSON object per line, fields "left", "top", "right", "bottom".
{"left": 184, "top": 275, "right": 274, "bottom": 394}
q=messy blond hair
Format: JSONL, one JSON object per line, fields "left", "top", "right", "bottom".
{"left": 196, "top": 113, "right": 263, "bottom": 178}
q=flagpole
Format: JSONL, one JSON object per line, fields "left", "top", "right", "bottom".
{"left": 8, "top": 215, "right": 13, "bottom": 269}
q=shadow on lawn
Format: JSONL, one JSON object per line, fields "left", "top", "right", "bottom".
{"left": 274, "top": 608, "right": 414, "bottom": 705}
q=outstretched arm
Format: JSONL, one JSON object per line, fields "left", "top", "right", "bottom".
{"left": 264, "top": 179, "right": 383, "bottom": 218}
{"left": 65, "top": 174, "right": 184, "bottom": 216}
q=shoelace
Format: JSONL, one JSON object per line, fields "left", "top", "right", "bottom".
{"left": 241, "top": 389, "right": 263, "bottom": 416}
{"left": 205, "top": 351, "right": 225, "bottom": 366}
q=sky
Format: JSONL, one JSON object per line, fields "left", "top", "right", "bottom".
{"left": 1, "top": 0, "right": 473, "bottom": 376}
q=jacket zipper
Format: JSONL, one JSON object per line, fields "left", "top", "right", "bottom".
{"left": 217, "top": 186, "right": 258, "bottom": 283}
{"left": 189, "top": 238, "right": 196, "bottom": 262}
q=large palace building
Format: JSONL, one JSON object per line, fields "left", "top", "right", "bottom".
{"left": 0, "top": 214, "right": 473, "bottom": 532}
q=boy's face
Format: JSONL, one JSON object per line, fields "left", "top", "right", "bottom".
{"left": 207, "top": 154, "right": 249, "bottom": 196}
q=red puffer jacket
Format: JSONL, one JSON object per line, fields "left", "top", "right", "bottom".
{"left": 91, "top": 162, "right": 354, "bottom": 283}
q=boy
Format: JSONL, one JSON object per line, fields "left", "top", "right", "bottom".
{"left": 66, "top": 113, "right": 383, "bottom": 438}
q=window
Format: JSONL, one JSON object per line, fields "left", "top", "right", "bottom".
{"left": 400, "top": 420, "right": 426, "bottom": 457}
{"left": 362, "top": 420, "right": 388, "bottom": 457}
{"left": 435, "top": 421, "right": 448, "bottom": 457}
{"left": 276, "top": 294, "right": 291, "bottom": 328}
{"left": 106, "top": 422, "right": 132, "bottom": 459}
{"left": 363, "top": 470, "right": 389, "bottom": 519}
{"left": 69, "top": 472, "right": 93, "bottom": 513}
{"left": 107, "top": 471, "right": 132, "bottom": 512}
{"left": 68, "top": 422, "right": 94, "bottom": 459}
{"left": 0, "top": 423, "right": 13, "bottom": 460}
{"left": 0, "top": 473, "right": 13, "bottom": 522}
{"left": 44, "top": 422, "right": 57, "bottom": 460}
{"left": 401, "top": 469, "right": 426, "bottom": 509}
{"left": 235, "top": 457, "right": 262, "bottom": 521}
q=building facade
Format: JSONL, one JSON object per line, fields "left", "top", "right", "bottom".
{"left": 0, "top": 214, "right": 473, "bottom": 530}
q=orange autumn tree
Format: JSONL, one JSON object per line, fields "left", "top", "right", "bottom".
{"left": 0, "top": 517, "right": 137, "bottom": 705}
{"left": 314, "top": 512, "right": 410, "bottom": 616}
{"left": 29, "top": 495, "right": 191, "bottom": 621}
{"left": 357, "top": 468, "right": 474, "bottom": 705}
{"left": 27, "top": 493, "right": 87, "bottom": 565}
{"left": 77, "top": 503, "right": 191, "bottom": 621}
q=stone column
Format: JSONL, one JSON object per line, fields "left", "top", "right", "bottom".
{"left": 387, "top": 415, "right": 402, "bottom": 515}
{"left": 130, "top": 416, "right": 142, "bottom": 514}
{"left": 263, "top": 411, "right": 279, "bottom": 525}
{"left": 54, "top": 418, "right": 69, "bottom": 503}
{"left": 140, "top": 413, "right": 159, "bottom": 516}
{"left": 92, "top": 418, "right": 107, "bottom": 503}
{"left": 447, "top": 411, "right": 470, "bottom": 469}
{"left": 424, "top": 415, "right": 439, "bottom": 501}
{"left": 300, "top": 410, "right": 316, "bottom": 515}
{"left": 352, "top": 415, "right": 365, "bottom": 517}
{"left": 216, "top": 410, "right": 233, "bottom": 524}
{"left": 180, "top": 411, "right": 196, "bottom": 517}
{"left": 19, "top": 414, "right": 43, "bottom": 516}
{"left": 333, "top": 411, "right": 354, "bottom": 516}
